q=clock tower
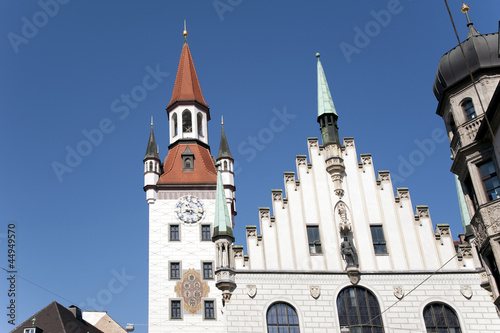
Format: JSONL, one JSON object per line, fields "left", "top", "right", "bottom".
{"left": 145, "top": 29, "right": 233, "bottom": 332}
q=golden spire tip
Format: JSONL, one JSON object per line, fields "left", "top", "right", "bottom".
{"left": 151, "top": 116, "right": 153, "bottom": 127}
{"left": 221, "top": 115, "right": 224, "bottom": 126}
{"left": 461, "top": 2, "right": 470, "bottom": 13}
{"left": 183, "top": 20, "right": 188, "bottom": 37}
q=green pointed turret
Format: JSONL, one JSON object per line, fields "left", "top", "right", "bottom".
{"left": 213, "top": 162, "right": 234, "bottom": 239}
{"left": 144, "top": 125, "right": 160, "bottom": 161}
{"left": 316, "top": 53, "right": 340, "bottom": 146}
{"left": 217, "top": 125, "right": 233, "bottom": 160}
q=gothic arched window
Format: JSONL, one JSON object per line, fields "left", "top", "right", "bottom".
{"left": 197, "top": 112, "right": 203, "bottom": 136}
{"left": 337, "top": 286, "right": 384, "bottom": 332}
{"left": 423, "top": 303, "right": 462, "bottom": 333}
{"left": 461, "top": 99, "right": 476, "bottom": 120}
{"left": 172, "top": 113, "right": 178, "bottom": 136}
{"left": 266, "top": 302, "right": 299, "bottom": 333}
{"left": 182, "top": 110, "right": 192, "bottom": 133}
{"left": 223, "top": 161, "right": 228, "bottom": 171}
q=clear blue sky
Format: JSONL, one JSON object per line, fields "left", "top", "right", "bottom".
{"left": 1, "top": 1, "right": 499, "bottom": 332}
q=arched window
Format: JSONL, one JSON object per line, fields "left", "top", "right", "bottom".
{"left": 266, "top": 302, "right": 299, "bottom": 333}
{"left": 172, "top": 113, "right": 178, "bottom": 136}
{"left": 197, "top": 113, "right": 203, "bottom": 136}
{"left": 423, "top": 303, "right": 461, "bottom": 333}
{"left": 223, "top": 161, "right": 228, "bottom": 171}
{"left": 149, "top": 161, "right": 153, "bottom": 171}
{"left": 337, "top": 286, "right": 384, "bottom": 332}
{"left": 182, "top": 110, "right": 192, "bottom": 133}
{"left": 462, "top": 99, "right": 476, "bottom": 120}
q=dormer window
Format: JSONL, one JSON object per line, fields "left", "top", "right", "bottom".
{"left": 462, "top": 99, "right": 476, "bottom": 120}
{"left": 181, "top": 146, "right": 194, "bottom": 171}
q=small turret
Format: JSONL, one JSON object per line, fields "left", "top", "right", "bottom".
{"left": 143, "top": 121, "right": 161, "bottom": 204}
{"left": 216, "top": 119, "right": 237, "bottom": 225}
{"left": 212, "top": 161, "right": 236, "bottom": 304}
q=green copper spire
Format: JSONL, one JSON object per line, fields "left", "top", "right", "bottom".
{"left": 316, "top": 53, "right": 337, "bottom": 117}
{"left": 455, "top": 174, "right": 472, "bottom": 235}
{"left": 144, "top": 122, "right": 160, "bottom": 161}
{"left": 213, "top": 162, "right": 233, "bottom": 239}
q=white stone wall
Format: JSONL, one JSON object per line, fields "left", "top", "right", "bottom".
{"left": 149, "top": 191, "right": 227, "bottom": 333}
{"left": 224, "top": 272, "right": 500, "bottom": 332}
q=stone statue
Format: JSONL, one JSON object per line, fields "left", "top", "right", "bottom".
{"left": 341, "top": 236, "right": 358, "bottom": 267}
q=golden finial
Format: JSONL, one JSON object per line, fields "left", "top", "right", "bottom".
{"left": 183, "top": 20, "right": 188, "bottom": 37}
{"left": 461, "top": 2, "right": 470, "bottom": 13}
{"left": 221, "top": 115, "right": 224, "bottom": 126}
{"left": 151, "top": 116, "right": 153, "bottom": 127}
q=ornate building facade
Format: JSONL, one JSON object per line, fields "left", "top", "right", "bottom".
{"left": 145, "top": 26, "right": 500, "bottom": 332}
{"left": 433, "top": 8, "right": 500, "bottom": 309}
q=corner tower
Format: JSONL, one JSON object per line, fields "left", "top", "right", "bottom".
{"left": 433, "top": 4, "right": 500, "bottom": 306}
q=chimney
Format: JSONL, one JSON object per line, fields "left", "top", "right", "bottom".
{"left": 69, "top": 305, "right": 82, "bottom": 321}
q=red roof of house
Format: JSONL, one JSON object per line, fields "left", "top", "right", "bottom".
{"left": 158, "top": 143, "right": 217, "bottom": 185}
{"left": 167, "top": 42, "right": 209, "bottom": 111}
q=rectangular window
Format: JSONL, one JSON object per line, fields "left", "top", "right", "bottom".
{"left": 204, "top": 300, "right": 215, "bottom": 319}
{"left": 170, "top": 262, "right": 180, "bottom": 279}
{"left": 170, "top": 300, "right": 181, "bottom": 319}
{"left": 479, "top": 160, "right": 500, "bottom": 201}
{"left": 307, "top": 226, "right": 322, "bottom": 254}
{"left": 170, "top": 225, "right": 179, "bottom": 241}
{"left": 370, "top": 225, "right": 387, "bottom": 254}
{"left": 201, "top": 225, "right": 211, "bottom": 241}
{"left": 464, "top": 175, "right": 479, "bottom": 210}
{"left": 203, "top": 262, "right": 213, "bottom": 279}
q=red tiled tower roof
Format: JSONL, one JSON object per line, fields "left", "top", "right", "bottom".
{"left": 166, "top": 41, "right": 209, "bottom": 112}
{"left": 158, "top": 143, "right": 217, "bottom": 185}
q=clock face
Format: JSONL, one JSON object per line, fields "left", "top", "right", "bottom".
{"left": 175, "top": 195, "right": 205, "bottom": 224}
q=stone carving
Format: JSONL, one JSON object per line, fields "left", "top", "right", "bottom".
{"left": 310, "top": 285, "right": 321, "bottom": 299}
{"left": 438, "top": 226, "right": 450, "bottom": 237}
{"left": 361, "top": 155, "right": 372, "bottom": 165}
{"left": 234, "top": 249, "right": 243, "bottom": 258}
{"left": 331, "top": 174, "right": 344, "bottom": 198}
{"left": 379, "top": 172, "right": 390, "bottom": 182}
{"left": 347, "top": 266, "right": 359, "bottom": 284}
{"left": 260, "top": 210, "right": 270, "bottom": 219}
{"left": 297, "top": 157, "right": 307, "bottom": 166}
{"left": 460, "top": 285, "right": 473, "bottom": 299}
{"left": 337, "top": 202, "right": 351, "bottom": 234}
{"left": 247, "top": 285, "right": 257, "bottom": 298}
{"left": 247, "top": 228, "right": 257, "bottom": 237}
{"left": 341, "top": 237, "right": 358, "bottom": 267}
{"left": 472, "top": 216, "right": 487, "bottom": 248}
{"left": 460, "top": 246, "right": 472, "bottom": 259}
{"left": 284, "top": 173, "right": 295, "bottom": 183}
{"left": 344, "top": 139, "right": 354, "bottom": 148}
{"left": 308, "top": 139, "right": 318, "bottom": 148}
{"left": 273, "top": 192, "right": 282, "bottom": 201}
{"left": 222, "top": 291, "right": 232, "bottom": 303}
{"left": 417, "top": 207, "right": 429, "bottom": 218}
{"left": 398, "top": 190, "right": 409, "bottom": 199}
{"left": 393, "top": 286, "right": 404, "bottom": 300}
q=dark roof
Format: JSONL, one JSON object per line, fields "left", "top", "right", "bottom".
{"left": 10, "top": 301, "right": 103, "bottom": 333}
{"left": 144, "top": 126, "right": 160, "bottom": 161}
{"left": 433, "top": 25, "right": 500, "bottom": 104}
{"left": 217, "top": 126, "right": 233, "bottom": 160}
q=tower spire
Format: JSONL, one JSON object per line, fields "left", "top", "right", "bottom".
{"left": 144, "top": 123, "right": 160, "bottom": 161}
{"left": 316, "top": 53, "right": 340, "bottom": 146}
{"left": 213, "top": 162, "right": 233, "bottom": 238}
{"left": 217, "top": 122, "right": 233, "bottom": 160}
